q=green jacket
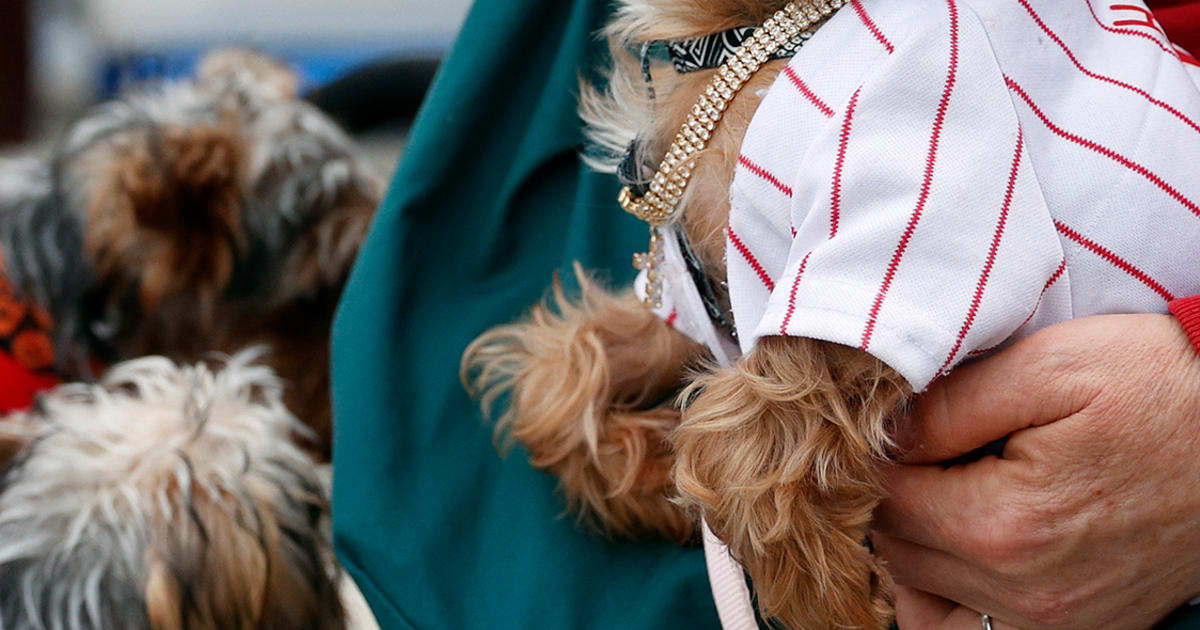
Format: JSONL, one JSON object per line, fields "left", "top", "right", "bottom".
{"left": 330, "top": 0, "right": 716, "bottom": 627}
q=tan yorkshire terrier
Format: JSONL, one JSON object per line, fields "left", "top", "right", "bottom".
{"left": 0, "top": 50, "right": 382, "bottom": 456}
{"left": 466, "top": 3, "right": 902, "bottom": 628}
{"left": 465, "top": 0, "right": 1200, "bottom": 627}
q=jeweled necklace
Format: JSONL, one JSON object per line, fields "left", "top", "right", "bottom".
{"left": 618, "top": 0, "right": 847, "bottom": 308}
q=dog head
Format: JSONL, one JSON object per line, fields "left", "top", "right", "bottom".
{"left": 0, "top": 350, "right": 344, "bottom": 629}
{"left": 53, "top": 50, "right": 381, "bottom": 356}
{"left": 0, "top": 50, "right": 382, "bottom": 448}
{"left": 581, "top": 0, "right": 790, "bottom": 280}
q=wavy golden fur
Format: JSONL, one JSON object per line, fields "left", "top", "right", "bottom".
{"left": 676, "top": 337, "right": 909, "bottom": 629}
{"left": 463, "top": 265, "right": 705, "bottom": 542}
{"left": 465, "top": 1, "right": 914, "bottom": 628}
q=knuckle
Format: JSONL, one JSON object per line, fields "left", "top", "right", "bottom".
{"left": 1013, "top": 589, "right": 1077, "bottom": 627}
{"left": 960, "top": 520, "right": 1018, "bottom": 567}
{"left": 1025, "top": 350, "right": 1085, "bottom": 396}
{"left": 1007, "top": 462, "right": 1048, "bottom": 497}
{"left": 1019, "top": 324, "right": 1101, "bottom": 382}
{"left": 1019, "top": 324, "right": 1078, "bottom": 365}
{"left": 1012, "top": 518, "right": 1055, "bottom": 555}
{"left": 961, "top": 508, "right": 1050, "bottom": 571}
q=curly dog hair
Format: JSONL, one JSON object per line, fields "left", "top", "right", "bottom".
{"left": 464, "top": 265, "right": 706, "bottom": 543}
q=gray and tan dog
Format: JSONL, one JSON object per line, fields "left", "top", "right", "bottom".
{"left": 0, "top": 350, "right": 345, "bottom": 629}
{"left": 0, "top": 50, "right": 383, "bottom": 456}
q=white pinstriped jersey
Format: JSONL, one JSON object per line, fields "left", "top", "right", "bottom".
{"left": 644, "top": 0, "right": 1200, "bottom": 392}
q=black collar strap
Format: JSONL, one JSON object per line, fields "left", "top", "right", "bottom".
{"left": 675, "top": 228, "right": 736, "bottom": 336}
{"left": 665, "top": 25, "right": 814, "bottom": 74}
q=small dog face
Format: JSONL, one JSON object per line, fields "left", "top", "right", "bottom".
{"left": 0, "top": 51, "right": 382, "bottom": 450}
{"left": 0, "top": 351, "right": 344, "bottom": 630}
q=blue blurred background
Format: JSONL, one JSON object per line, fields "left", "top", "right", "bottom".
{"left": 2, "top": 0, "right": 473, "bottom": 168}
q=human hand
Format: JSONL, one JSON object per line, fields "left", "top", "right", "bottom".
{"left": 872, "top": 314, "right": 1200, "bottom": 630}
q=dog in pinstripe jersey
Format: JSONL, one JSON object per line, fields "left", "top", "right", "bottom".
{"left": 464, "top": 2, "right": 908, "bottom": 629}
{"left": 0, "top": 50, "right": 382, "bottom": 457}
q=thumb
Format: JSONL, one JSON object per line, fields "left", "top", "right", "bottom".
{"left": 899, "top": 323, "right": 1100, "bottom": 464}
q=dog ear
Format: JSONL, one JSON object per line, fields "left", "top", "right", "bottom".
{"left": 83, "top": 124, "right": 246, "bottom": 315}
{"left": 196, "top": 49, "right": 300, "bottom": 100}
{"left": 274, "top": 186, "right": 377, "bottom": 304}
{"left": 144, "top": 478, "right": 344, "bottom": 630}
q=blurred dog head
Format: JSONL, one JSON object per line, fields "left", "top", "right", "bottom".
{"left": 58, "top": 49, "right": 381, "bottom": 356}
{"left": 0, "top": 50, "right": 383, "bottom": 448}
{"left": 0, "top": 350, "right": 344, "bottom": 630}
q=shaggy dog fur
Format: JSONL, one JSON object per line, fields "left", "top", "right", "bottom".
{"left": 465, "top": 266, "right": 707, "bottom": 543}
{"left": 0, "top": 50, "right": 382, "bottom": 456}
{"left": 0, "top": 350, "right": 344, "bottom": 629}
{"left": 464, "top": 1, "right": 911, "bottom": 628}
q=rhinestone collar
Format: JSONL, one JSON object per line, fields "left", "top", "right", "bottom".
{"left": 619, "top": 0, "right": 847, "bottom": 308}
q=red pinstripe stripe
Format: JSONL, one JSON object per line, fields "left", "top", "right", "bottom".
{"left": 1085, "top": 0, "right": 1200, "bottom": 65}
{"left": 775, "top": 87, "right": 863, "bottom": 335}
{"left": 737, "top": 155, "right": 793, "bottom": 197}
{"left": 665, "top": 309, "right": 678, "bottom": 327}
{"left": 852, "top": 0, "right": 895, "bottom": 54}
{"left": 779, "top": 252, "right": 813, "bottom": 334}
{"left": 936, "top": 131, "right": 1024, "bottom": 377}
{"left": 1019, "top": 0, "right": 1200, "bottom": 136}
{"left": 1085, "top": 0, "right": 1173, "bottom": 53}
{"left": 860, "top": 0, "right": 960, "bottom": 351}
{"left": 1007, "top": 77, "right": 1200, "bottom": 218}
{"left": 728, "top": 225, "right": 775, "bottom": 291}
{"left": 968, "top": 258, "right": 1067, "bottom": 358}
{"left": 1056, "top": 220, "right": 1174, "bottom": 301}
{"left": 777, "top": 89, "right": 861, "bottom": 333}
{"left": 831, "top": 88, "right": 862, "bottom": 239}
{"left": 783, "top": 66, "right": 835, "bottom": 118}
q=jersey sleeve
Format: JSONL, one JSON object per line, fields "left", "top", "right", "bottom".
{"left": 745, "top": 3, "right": 1067, "bottom": 392}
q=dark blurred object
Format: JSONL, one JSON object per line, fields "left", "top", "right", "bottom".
{"left": 98, "top": 50, "right": 441, "bottom": 133}
{"left": 306, "top": 57, "right": 440, "bottom": 133}
{"left": 0, "top": 0, "right": 31, "bottom": 144}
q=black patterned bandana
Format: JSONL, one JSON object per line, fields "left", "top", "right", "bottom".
{"left": 617, "top": 23, "right": 816, "bottom": 196}
{"left": 665, "top": 25, "right": 814, "bottom": 73}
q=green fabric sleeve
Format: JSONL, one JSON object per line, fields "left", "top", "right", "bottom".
{"left": 329, "top": 0, "right": 718, "bottom": 628}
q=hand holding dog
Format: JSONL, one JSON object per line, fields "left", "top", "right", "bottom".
{"left": 873, "top": 314, "right": 1200, "bottom": 630}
